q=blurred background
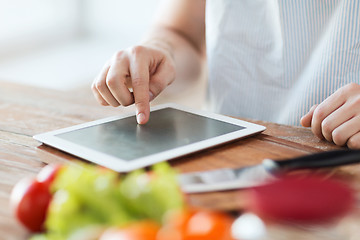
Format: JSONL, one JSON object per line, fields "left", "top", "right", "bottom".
{"left": 0, "top": 0, "right": 160, "bottom": 90}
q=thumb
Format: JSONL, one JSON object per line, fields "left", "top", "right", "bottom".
{"left": 300, "top": 104, "right": 318, "bottom": 127}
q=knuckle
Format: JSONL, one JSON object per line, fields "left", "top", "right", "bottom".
{"left": 311, "top": 125, "right": 323, "bottom": 139}
{"left": 131, "top": 77, "right": 146, "bottom": 88}
{"left": 355, "top": 96, "right": 360, "bottom": 104}
{"left": 130, "top": 45, "right": 146, "bottom": 57}
{"left": 350, "top": 96, "right": 360, "bottom": 107}
{"left": 113, "top": 50, "right": 126, "bottom": 60}
{"left": 321, "top": 119, "right": 332, "bottom": 134}
{"left": 332, "top": 129, "right": 345, "bottom": 146}
{"left": 91, "top": 82, "right": 97, "bottom": 91}
{"left": 106, "top": 77, "right": 117, "bottom": 88}
{"left": 346, "top": 82, "right": 359, "bottom": 91}
{"left": 313, "top": 106, "right": 326, "bottom": 120}
{"left": 95, "top": 81, "right": 105, "bottom": 90}
{"left": 342, "top": 82, "right": 360, "bottom": 96}
{"left": 347, "top": 137, "right": 360, "bottom": 149}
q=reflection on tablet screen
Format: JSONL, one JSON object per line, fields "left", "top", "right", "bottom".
{"left": 56, "top": 108, "right": 245, "bottom": 161}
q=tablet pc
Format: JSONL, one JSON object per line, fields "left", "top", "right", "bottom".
{"left": 34, "top": 103, "right": 265, "bottom": 172}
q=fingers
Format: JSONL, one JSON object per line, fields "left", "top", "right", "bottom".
{"left": 92, "top": 60, "right": 122, "bottom": 107}
{"left": 149, "top": 56, "right": 176, "bottom": 100}
{"left": 129, "top": 46, "right": 151, "bottom": 124}
{"left": 331, "top": 115, "right": 360, "bottom": 146}
{"left": 92, "top": 52, "right": 134, "bottom": 107}
{"left": 106, "top": 55, "right": 134, "bottom": 106}
{"left": 304, "top": 83, "right": 360, "bottom": 147}
{"left": 300, "top": 105, "right": 318, "bottom": 127}
{"left": 92, "top": 45, "right": 176, "bottom": 125}
{"left": 311, "top": 87, "right": 348, "bottom": 139}
{"left": 92, "top": 85, "right": 109, "bottom": 106}
{"left": 320, "top": 102, "right": 353, "bottom": 142}
{"left": 347, "top": 131, "right": 360, "bottom": 149}
{"left": 92, "top": 62, "right": 110, "bottom": 106}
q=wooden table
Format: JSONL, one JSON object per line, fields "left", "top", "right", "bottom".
{"left": 1, "top": 81, "right": 359, "bottom": 239}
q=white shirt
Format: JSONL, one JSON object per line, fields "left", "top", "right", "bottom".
{"left": 206, "top": 0, "right": 360, "bottom": 125}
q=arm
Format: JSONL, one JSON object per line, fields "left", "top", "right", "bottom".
{"left": 91, "top": 0, "right": 206, "bottom": 124}
{"left": 145, "top": 0, "right": 206, "bottom": 79}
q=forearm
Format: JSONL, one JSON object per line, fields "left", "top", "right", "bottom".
{"left": 140, "top": 0, "right": 206, "bottom": 82}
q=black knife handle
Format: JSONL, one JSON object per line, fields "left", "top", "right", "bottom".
{"left": 263, "top": 149, "right": 360, "bottom": 173}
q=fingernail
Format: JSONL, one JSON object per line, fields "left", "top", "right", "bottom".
{"left": 149, "top": 91, "right": 154, "bottom": 101}
{"left": 137, "top": 113, "right": 146, "bottom": 124}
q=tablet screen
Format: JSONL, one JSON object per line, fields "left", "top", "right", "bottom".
{"left": 56, "top": 108, "right": 245, "bottom": 161}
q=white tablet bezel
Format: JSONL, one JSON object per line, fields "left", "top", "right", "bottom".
{"left": 33, "top": 103, "right": 266, "bottom": 172}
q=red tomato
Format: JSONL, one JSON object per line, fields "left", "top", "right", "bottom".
{"left": 99, "top": 221, "right": 160, "bottom": 240}
{"left": 248, "top": 175, "right": 355, "bottom": 224}
{"left": 36, "top": 164, "right": 62, "bottom": 188}
{"left": 157, "top": 208, "right": 235, "bottom": 240}
{"left": 10, "top": 178, "right": 52, "bottom": 232}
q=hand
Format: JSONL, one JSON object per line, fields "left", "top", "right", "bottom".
{"left": 301, "top": 83, "right": 360, "bottom": 149}
{"left": 91, "top": 44, "right": 176, "bottom": 124}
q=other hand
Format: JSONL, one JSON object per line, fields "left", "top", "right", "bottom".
{"left": 91, "top": 45, "right": 176, "bottom": 124}
{"left": 301, "top": 83, "right": 360, "bottom": 149}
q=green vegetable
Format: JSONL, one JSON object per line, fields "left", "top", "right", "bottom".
{"left": 32, "top": 162, "right": 184, "bottom": 239}
{"left": 120, "top": 163, "right": 184, "bottom": 223}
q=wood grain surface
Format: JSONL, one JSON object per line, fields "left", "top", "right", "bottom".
{"left": 1, "top": 81, "right": 358, "bottom": 240}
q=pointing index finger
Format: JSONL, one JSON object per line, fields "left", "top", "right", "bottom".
{"left": 129, "top": 50, "right": 151, "bottom": 124}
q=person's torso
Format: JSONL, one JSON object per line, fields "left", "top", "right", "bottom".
{"left": 206, "top": 0, "right": 360, "bottom": 125}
